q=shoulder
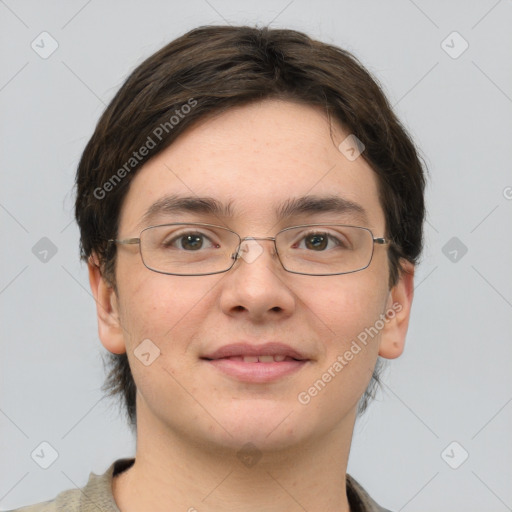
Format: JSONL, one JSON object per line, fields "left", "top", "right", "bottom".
{"left": 3, "top": 487, "right": 80, "bottom": 512}
{"left": 4, "top": 458, "right": 134, "bottom": 512}
{"left": 346, "top": 473, "right": 394, "bottom": 512}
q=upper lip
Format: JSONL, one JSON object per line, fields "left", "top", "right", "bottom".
{"left": 201, "top": 342, "right": 309, "bottom": 361}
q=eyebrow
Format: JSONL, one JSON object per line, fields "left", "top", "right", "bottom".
{"left": 276, "top": 195, "right": 368, "bottom": 223}
{"left": 140, "top": 195, "right": 235, "bottom": 227}
{"left": 139, "top": 193, "right": 368, "bottom": 227}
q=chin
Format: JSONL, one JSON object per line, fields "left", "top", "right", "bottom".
{"left": 199, "top": 401, "right": 312, "bottom": 451}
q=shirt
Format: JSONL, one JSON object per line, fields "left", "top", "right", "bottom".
{"left": 7, "top": 458, "right": 392, "bottom": 512}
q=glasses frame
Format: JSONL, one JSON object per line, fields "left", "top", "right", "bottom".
{"left": 108, "top": 222, "right": 391, "bottom": 277}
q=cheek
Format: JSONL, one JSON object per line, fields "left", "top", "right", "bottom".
{"left": 116, "top": 268, "right": 223, "bottom": 347}
{"left": 300, "top": 273, "right": 388, "bottom": 393}
{"left": 302, "top": 270, "right": 389, "bottom": 339}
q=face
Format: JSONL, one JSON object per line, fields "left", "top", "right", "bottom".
{"left": 92, "top": 99, "right": 413, "bottom": 452}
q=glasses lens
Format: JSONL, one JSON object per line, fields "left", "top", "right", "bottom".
{"left": 140, "top": 224, "right": 240, "bottom": 275}
{"left": 276, "top": 225, "right": 373, "bottom": 275}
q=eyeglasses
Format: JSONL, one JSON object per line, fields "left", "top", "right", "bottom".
{"left": 109, "top": 223, "right": 390, "bottom": 276}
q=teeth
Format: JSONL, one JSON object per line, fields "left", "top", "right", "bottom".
{"left": 240, "top": 355, "right": 290, "bottom": 363}
{"left": 242, "top": 356, "right": 259, "bottom": 363}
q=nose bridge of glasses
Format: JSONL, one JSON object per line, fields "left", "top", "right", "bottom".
{"left": 232, "top": 236, "right": 278, "bottom": 263}
{"left": 240, "top": 236, "right": 276, "bottom": 243}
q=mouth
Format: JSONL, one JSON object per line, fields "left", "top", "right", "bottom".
{"left": 207, "top": 354, "right": 299, "bottom": 362}
{"left": 201, "top": 342, "right": 311, "bottom": 383}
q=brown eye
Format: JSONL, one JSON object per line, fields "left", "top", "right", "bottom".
{"left": 180, "top": 234, "right": 204, "bottom": 250}
{"left": 305, "top": 233, "right": 328, "bottom": 250}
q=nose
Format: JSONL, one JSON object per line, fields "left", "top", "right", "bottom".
{"left": 219, "top": 238, "right": 296, "bottom": 322}
{"left": 231, "top": 236, "right": 277, "bottom": 264}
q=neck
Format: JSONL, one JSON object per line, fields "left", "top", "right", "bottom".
{"left": 113, "top": 401, "right": 356, "bottom": 512}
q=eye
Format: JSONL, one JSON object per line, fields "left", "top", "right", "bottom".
{"left": 163, "top": 231, "right": 218, "bottom": 251}
{"left": 180, "top": 233, "right": 205, "bottom": 250}
{"left": 294, "top": 231, "right": 348, "bottom": 251}
{"left": 304, "top": 233, "right": 329, "bottom": 250}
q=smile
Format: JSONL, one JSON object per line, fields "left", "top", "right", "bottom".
{"left": 201, "top": 342, "right": 311, "bottom": 382}
{"left": 215, "top": 354, "right": 298, "bottom": 363}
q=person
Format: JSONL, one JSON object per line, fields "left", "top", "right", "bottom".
{"left": 11, "top": 24, "right": 425, "bottom": 512}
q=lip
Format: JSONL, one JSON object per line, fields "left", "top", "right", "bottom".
{"left": 201, "top": 342, "right": 310, "bottom": 383}
{"left": 202, "top": 342, "right": 308, "bottom": 361}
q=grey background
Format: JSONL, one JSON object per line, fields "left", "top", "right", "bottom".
{"left": 1, "top": 1, "right": 511, "bottom": 510}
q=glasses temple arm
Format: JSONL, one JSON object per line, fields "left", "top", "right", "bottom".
{"left": 108, "top": 238, "right": 141, "bottom": 245}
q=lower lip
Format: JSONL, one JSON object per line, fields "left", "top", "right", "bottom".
{"left": 203, "top": 358, "right": 308, "bottom": 382}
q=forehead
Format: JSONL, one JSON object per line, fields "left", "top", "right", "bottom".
{"left": 118, "top": 99, "right": 385, "bottom": 233}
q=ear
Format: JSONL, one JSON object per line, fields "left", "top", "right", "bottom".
{"left": 378, "top": 259, "right": 415, "bottom": 359}
{"left": 88, "top": 253, "right": 126, "bottom": 355}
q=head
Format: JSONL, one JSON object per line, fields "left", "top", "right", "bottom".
{"left": 76, "top": 25, "right": 425, "bottom": 440}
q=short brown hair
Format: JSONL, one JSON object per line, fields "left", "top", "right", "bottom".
{"left": 75, "top": 25, "right": 426, "bottom": 431}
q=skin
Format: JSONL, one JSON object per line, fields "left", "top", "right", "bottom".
{"left": 89, "top": 99, "right": 414, "bottom": 512}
